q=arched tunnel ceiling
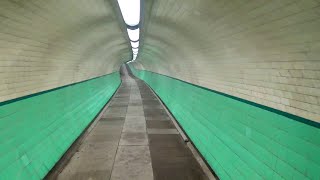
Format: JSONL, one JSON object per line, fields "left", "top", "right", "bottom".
{"left": 134, "top": 0, "right": 320, "bottom": 122}
{"left": 0, "top": 0, "right": 319, "bottom": 122}
{"left": 0, "top": 0, "right": 131, "bottom": 102}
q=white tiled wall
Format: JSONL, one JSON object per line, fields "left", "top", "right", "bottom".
{"left": 1, "top": 0, "right": 319, "bottom": 122}
{"left": 0, "top": 0, "right": 129, "bottom": 102}
{"left": 136, "top": 0, "right": 320, "bottom": 122}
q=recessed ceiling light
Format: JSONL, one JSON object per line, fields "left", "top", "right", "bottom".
{"left": 127, "top": 28, "right": 139, "bottom": 41}
{"left": 131, "top": 41, "right": 139, "bottom": 48}
{"left": 117, "top": 0, "right": 140, "bottom": 26}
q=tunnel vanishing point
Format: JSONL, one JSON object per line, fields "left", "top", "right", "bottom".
{"left": 0, "top": 0, "right": 320, "bottom": 180}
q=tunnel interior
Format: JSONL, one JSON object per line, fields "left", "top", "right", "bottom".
{"left": 0, "top": 0, "right": 320, "bottom": 179}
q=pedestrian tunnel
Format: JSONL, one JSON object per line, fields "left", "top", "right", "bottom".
{"left": 0, "top": 0, "right": 320, "bottom": 180}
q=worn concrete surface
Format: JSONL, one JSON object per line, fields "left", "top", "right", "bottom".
{"left": 48, "top": 65, "right": 210, "bottom": 180}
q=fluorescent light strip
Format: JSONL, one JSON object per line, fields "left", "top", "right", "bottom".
{"left": 131, "top": 41, "right": 139, "bottom": 48}
{"left": 127, "top": 28, "right": 139, "bottom": 41}
{"left": 117, "top": 0, "right": 140, "bottom": 26}
{"left": 117, "top": 0, "right": 141, "bottom": 61}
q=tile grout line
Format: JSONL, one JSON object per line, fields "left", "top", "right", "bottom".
{"left": 144, "top": 79, "right": 189, "bottom": 141}
{"left": 108, "top": 80, "right": 131, "bottom": 180}
{"left": 135, "top": 78, "right": 155, "bottom": 180}
{"left": 45, "top": 80, "right": 123, "bottom": 180}
{"left": 110, "top": 69, "right": 154, "bottom": 180}
{"left": 134, "top": 71, "right": 217, "bottom": 180}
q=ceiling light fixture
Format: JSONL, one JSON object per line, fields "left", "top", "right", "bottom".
{"left": 133, "top": 54, "right": 137, "bottom": 60}
{"left": 117, "top": 0, "right": 141, "bottom": 62}
{"left": 117, "top": 0, "right": 140, "bottom": 26}
{"left": 127, "top": 28, "right": 140, "bottom": 41}
{"left": 131, "top": 41, "right": 139, "bottom": 48}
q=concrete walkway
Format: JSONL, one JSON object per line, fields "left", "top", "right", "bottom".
{"left": 46, "top": 65, "right": 211, "bottom": 180}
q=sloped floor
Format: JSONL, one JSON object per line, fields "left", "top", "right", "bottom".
{"left": 46, "top": 65, "right": 211, "bottom": 180}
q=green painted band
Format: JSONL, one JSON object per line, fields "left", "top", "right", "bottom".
{"left": 132, "top": 68, "right": 319, "bottom": 129}
{"left": 129, "top": 65, "right": 320, "bottom": 180}
{"left": 0, "top": 72, "right": 119, "bottom": 106}
{"left": 0, "top": 72, "right": 121, "bottom": 180}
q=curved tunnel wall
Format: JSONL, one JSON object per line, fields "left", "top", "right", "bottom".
{"left": 130, "top": 65, "right": 320, "bottom": 180}
{"left": 0, "top": 0, "right": 319, "bottom": 179}
{"left": 137, "top": 0, "right": 320, "bottom": 122}
{"left": 0, "top": 0, "right": 130, "bottom": 102}
{"left": 0, "top": 73, "right": 120, "bottom": 179}
{"left": 132, "top": 0, "right": 320, "bottom": 179}
{"left": 0, "top": 0, "right": 129, "bottom": 179}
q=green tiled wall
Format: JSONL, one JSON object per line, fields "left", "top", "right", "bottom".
{"left": 0, "top": 72, "right": 121, "bottom": 180}
{"left": 130, "top": 65, "right": 320, "bottom": 180}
